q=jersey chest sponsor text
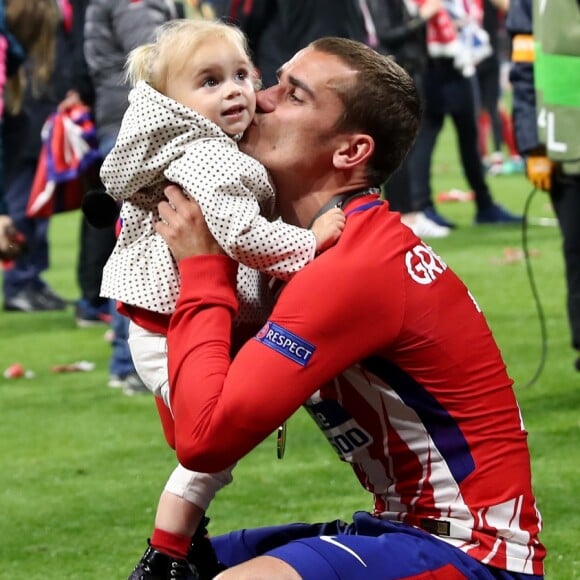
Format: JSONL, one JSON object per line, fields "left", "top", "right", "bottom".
{"left": 305, "top": 398, "right": 373, "bottom": 459}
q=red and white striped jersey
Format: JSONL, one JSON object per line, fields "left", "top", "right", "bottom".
{"left": 168, "top": 193, "right": 545, "bottom": 576}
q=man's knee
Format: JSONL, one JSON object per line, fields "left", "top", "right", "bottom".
{"left": 214, "top": 555, "right": 301, "bottom": 580}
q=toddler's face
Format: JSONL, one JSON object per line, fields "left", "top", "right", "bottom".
{"left": 165, "top": 38, "right": 256, "bottom": 136}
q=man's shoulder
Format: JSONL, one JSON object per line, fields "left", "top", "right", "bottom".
{"left": 306, "top": 202, "right": 407, "bottom": 267}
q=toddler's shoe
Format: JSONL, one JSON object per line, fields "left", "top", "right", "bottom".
{"left": 128, "top": 543, "right": 198, "bottom": 580}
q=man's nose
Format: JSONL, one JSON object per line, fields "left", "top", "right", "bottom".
{"left": 255, "top": 86, "right": 277, "bottom": 113}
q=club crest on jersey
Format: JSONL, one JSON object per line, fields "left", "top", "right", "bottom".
{"left": 405, "top": 242, "right": 447, "bottom": 285}
{"left": 255, "top": 322, "right": 315, "bottom": 366}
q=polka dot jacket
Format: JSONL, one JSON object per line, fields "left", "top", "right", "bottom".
{"left": 100, "top": 82, "right": 316, "bottom": 321}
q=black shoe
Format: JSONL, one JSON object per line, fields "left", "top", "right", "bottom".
{"left": 474, "top": 203, "right": 523, "bottom": 225}
{"left": 187, "top": 517, "right": 227, "bottom": 580}
{"left": 36, "top": 286, "right": 67, "bottom": 310}
{"left": 128, "top": 543, "right": 199, "bottom": 580}
{"left": 574, "top": 357, "right": 580, "bottom": 372}
{"left": 4, "top": 286, "right": 67, "bottom": 312}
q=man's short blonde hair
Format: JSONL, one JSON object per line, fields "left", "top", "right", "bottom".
{"left": 311, "top": 37, "right": 422, "bottom": 186}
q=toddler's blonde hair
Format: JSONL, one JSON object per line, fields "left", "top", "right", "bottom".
{"left": 125, "top": 19, "right": 256, "bottom": 94}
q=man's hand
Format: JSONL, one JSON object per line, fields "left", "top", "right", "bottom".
{"left": 488, "top": 0, "right": 509, "bottom": 11}
{"left": 0, "top": 215, "right": 26, "bottom": 261}
{"left": 419, "top": 0, "right": 443, "bottom": 21}
{"left": 57, "top": 90, "right": 83, "bottom": 113}
{"left": 526, "top": 156, "right": 555, "bottom": 192}
{"left": 155, "top": 185, "right": 224, "bottom": 262}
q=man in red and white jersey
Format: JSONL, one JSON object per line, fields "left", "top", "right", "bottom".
{"left": 156, "top": 36, "right": 545, "bottom": 580}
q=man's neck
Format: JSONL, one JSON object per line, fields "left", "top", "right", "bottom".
{"left": 277, "top": 191, "right": 331, "bottom": 228}
{"left": 277, "top": 181, "right": 372, "bottom": 228}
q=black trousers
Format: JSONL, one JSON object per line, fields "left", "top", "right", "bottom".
{"left": 76, "top": 216, "right": 116, "bottom": 305}
{"left": 409, "top": 59, "right": 494, "bottom": 213}
{"left": 76, "top": 166, "right": 116, "bottom": 306}
{"left": 475, "top": 57, "right": 502, "bottom": 153}
{"left": 551, "top": 172, "right": 580, "bottom": 351}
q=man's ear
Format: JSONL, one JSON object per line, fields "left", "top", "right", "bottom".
{"left": 333, "top": 134, "right": 374, "bottom": 169}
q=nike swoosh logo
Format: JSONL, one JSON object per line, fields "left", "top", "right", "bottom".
{"left": 319, "top": 536, "right": 367, "bottom": 567}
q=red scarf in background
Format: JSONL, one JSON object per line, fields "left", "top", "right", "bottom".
{"left": 415, "top": 0, "right": 490, "bottom": 75}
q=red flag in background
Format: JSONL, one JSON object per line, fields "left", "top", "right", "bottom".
{"left": 26, "top": 104, "right": 100, "bottom": 218}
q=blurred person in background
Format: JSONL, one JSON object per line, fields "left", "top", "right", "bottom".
{"left": 475, "top": 0, "right": 523, "bottom": 176}
{"left": 0, "top": 0, "right": 58, "bottom": 263}
{"left": 362, "top": 0, "right": 451, "bottom": 239}
{"left": 83, "top": 0, "right": 186, "bottom": 394}
{"left": 228, "top": 0, "right": 366, "bottom": 88}
{"left": 1, "top": 0, "right": 61, "bottom": 311}
{"left": 407, "top": 0, "right": 523, "bottom": 229}
{"left": 66, "top": 0, "right": 118, "bottom": 339}
{"left": 507, "top": 0, "right": 580, "bottom": 371}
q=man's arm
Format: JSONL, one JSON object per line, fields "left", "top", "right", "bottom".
{"left": 157, "top": 187, "right": 394, "bottom": 473}
{"left": 506, "top": 0, "right": 540, "bottom": 156}
{"left": 506, "top": 0, "right": 556, "bottom": 190}
{"left": 158, "top": 187, "right": 303, "bottom": 472}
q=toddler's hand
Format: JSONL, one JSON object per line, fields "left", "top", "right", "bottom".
{"left": 312, "top": 207, "right": 346, "bottom": 253}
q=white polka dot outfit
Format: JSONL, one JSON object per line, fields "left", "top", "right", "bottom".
{"left": 100, "top": 82, "right": 316, "bottom": 323}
